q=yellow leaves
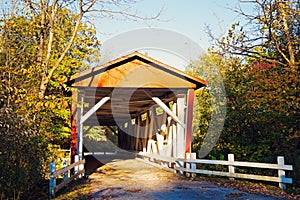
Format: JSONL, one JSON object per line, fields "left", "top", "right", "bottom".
{"left": 44, "top": 100, "right": 56, "bottom": 110}
{"left": 44, "top": 101, "right": 50, "bottom": 108}
{"left": 34, "top": 101, "right": 42, "bottom": 110}
{"left": 278, "top": 2, "right": 285, "bottom": 7}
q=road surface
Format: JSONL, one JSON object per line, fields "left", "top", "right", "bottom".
{"left": 71, "top": 157, "right": 285, "bottom": 200}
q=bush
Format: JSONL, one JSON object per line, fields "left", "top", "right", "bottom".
{"left": 0, "top": 107, "right": 50, "bottom": 199}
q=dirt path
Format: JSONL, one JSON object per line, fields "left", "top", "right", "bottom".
{"left": 56, "top": 157, "right": 285, "bottom": 200}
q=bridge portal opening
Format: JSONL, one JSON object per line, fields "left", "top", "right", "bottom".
{"left": 67, "top": 51, "right": 206, "bottom": 165}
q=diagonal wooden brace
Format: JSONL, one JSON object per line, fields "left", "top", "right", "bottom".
{"left": 144, "top": 90, "right": 185, "bottom": 127}
{"left": 80, "top": 96, "right": 110, "bottom": 124}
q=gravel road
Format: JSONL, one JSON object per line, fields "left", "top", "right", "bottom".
{"left": 82, "top": 158, "right": 285, "bottom": 200}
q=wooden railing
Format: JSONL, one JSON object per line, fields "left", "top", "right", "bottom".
{"left": 138, "top": 152, "right": 293, "bottom": 190}
{"left": 49, "top": 159, "right": 85, "bottom": 198}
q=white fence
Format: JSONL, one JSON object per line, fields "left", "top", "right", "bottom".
{"left": 138, "top": 152, "right": 293, "bottom": 190}
{"left": 49, "top": 159, "right": 85, "bottom": 198}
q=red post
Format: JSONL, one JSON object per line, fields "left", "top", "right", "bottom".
{"left": 185, "top": 89, "right": 194, "bottom": 155}
{"left": 70, "top": 93, "right": 78, "bottom": 164}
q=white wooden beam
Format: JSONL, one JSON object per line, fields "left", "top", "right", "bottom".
{"left": 172, "top": 103, "right": 177, "bottom": 158}
{"left": 151, "top": 97, "right": 185, "bottom": 127}
{"left": 144, "top": 90, "right": 184, "bottom": 127}
{"left": 78, "top": 97, "right": 84, "bottom": 160}
{"left": 80, "top": 96, "right": 110, "bottom": 124}
{"left": 176, "top": 96, "right": 186, "bottom": 159}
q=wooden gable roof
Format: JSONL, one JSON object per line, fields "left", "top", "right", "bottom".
{"left": 67, "top": 51, "right": 207, "bottom": 89}
{"left": 68, "top": 52, "right": 207, "bottom": 126}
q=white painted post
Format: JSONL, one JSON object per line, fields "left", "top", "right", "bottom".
{"left": 78, "top": 96, "right": 84, "bottom": 161}
{"left": 156, "top": 133, "right": 164, "bottom": 155}
{"left": 176, "top": 96, "right": 185, "bottom": 175}
{"left": 74, "top": 155, "right": 79, "bottom": 174}
{"left": 277, "top": 156, "right": 286, "bottom": 190}
{"left": 165, "top": 125, "right": 173, "bottom": 157}
{"left": 185, "top": 153, "right": 196, "bottom": 178}
{"left": 172, "top": 103, "right": 177, "bottom": 158}
{"left": 49, "top": 162, "right": 56, "bottom": 198}
{"left": 228, "top": 154, "right": 235, "bottom": 181}
{"left": 63, "top": 159, "right": 68, "bottom": 181}
{"left": 191, "top": 153, "right": 197, "bottom": 178}
{"left": 176, "top": 96, "right": 186, "bottom": 158}
{"left": 79, "top": 160, "right": 85, "bottom": 178}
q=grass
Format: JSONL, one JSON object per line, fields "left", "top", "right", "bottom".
{"left": 54, "top": 178, "right": 91, "bottom": 200}
{"left": 189, "top": 174, "right": 300, "bottom": 199}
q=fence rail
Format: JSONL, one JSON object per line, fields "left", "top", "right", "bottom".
{"left": 49, "top": 159, "right": 85, "bottom": 198}
{"left": 138, "top": 152, "right": 293, "bottom": 190}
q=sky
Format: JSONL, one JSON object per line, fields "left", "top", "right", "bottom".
{"left": 93, "top": 0, "right": 255, "bottom": 69}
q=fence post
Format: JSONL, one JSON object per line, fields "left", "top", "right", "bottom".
{"left": 228, "top": 154, "right": 235, "bottom": 181}
{"left": 74, "top": 155, "right": 79, "bottom": 174}
{"left": 190, "top": 153, "right": 197, "bottom": 178}
{"left": 277, "top": 156, "right": 286, "bottom": 190}
{"left": 79, "top": 160, "right": 85, "bottom": 178}
{"left": 49, "top": 162, "right": 56, "bottom": 198}
{"left": 63, "top": 159, "right": 68, "bottom": 181}
{"left": 185, "top": 153, "right": 197, "bottom": 178}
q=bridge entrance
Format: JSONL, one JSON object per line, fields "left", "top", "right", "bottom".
{"left": 67, "top": 51, "right": 206, "bottom": 165}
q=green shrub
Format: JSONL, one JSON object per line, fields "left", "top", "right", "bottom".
{"left": 0, "top": 107, "right": 50, "bottom": 199}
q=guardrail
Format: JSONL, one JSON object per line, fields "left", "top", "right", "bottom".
{"left": 138, "top": 153, "right": 293, "bottom": 190}
{"left": 49, "top": 159, "right": 85, "bottom": 198}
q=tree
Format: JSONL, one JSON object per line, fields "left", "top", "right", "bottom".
{"left": 0, "top": 8, "right": 101, "bottom": 198}
{"left": 205, "top": 0, "right": 299, "bottom": 187}
{"left": 1, "top": 0, "right": 161, "bottom": 144}
{"left": 1, "top": 0, "right": 162, "bottom": 142}
{"left": 16, "top": 0, "right": 161, "bottom": 100}
{"left": 187, "top": 53, "right": 228, "bottom": 158}
{"left": 216, "top": 0, "right": 299, "bottom": 69}
{"left": 0, "top": 1, "right": 162, "bottom": 198}
{"left": 190, "top": 51, "right": 300, "bottom": 188}
{"left": 0, "top": 7, "right": 101, "bottom": 143}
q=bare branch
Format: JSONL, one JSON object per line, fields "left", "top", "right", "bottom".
{"left": 25, "top": 0, "right": 36, "bottom": 22}
{"left": 39, "top": 0, "right": 84, "bottom": 99}
{"left": 217, "top": 40, "right": 286, "bottom": 66}
{"left": 83, "top": 0, "right": 97, "bottom": 13}
{"left": 274, "top": 38, "right": 291, "bottom": 64}
{"left": 88, "top": 5, "right": 163, "bottom": 21}
{"left": 213, "top": 0, "right": 299, "bottom": 69}
{"left": 37, "top": 0, "right": 163, "bottom": 99}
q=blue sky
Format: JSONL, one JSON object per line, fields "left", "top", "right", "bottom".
{"left": 93, "top": 0, "right": 255, "bottom": 69}
{"left": 95, "top": 0, "right": 254, "bottom": 48}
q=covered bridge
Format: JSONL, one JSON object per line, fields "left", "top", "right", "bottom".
{"left": 67, "top": 51, "right": 207, "bottom": 164}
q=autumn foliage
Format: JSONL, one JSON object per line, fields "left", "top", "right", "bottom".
{"left": 191, "top": 0, "right": 299, "bottom": 189}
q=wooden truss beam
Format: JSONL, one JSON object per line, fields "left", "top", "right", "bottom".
{"left": 80, "top": 96, "right": 110, "bottom": 124}
{"left": 152, "top": 97, "right": 184, "bottom": 127}
{"left": 144, "top": 90, "right": 184, "bottom": 127}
